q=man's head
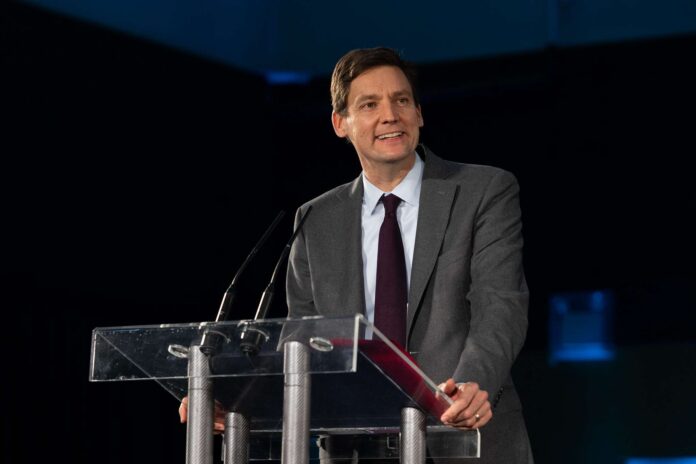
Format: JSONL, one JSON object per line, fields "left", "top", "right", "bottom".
{"left": 330, "top": 47, "right": 424, "bottom": 174}
{"left": 330, "top": 47, "right": 420, "bottom": 116}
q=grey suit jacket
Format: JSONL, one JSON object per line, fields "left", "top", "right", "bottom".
{"left": 286, "top": 145, "right": 533, "bottom": 463}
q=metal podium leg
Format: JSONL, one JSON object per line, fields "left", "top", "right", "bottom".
{"left": 282, "top": 341, "right": 311, "bottom": 464}
{"left": 187, "top": 346, "right": 214, "bottom": 464}
{"left": 401, "top": 407, "right": 426, "bottom": 464}
{"left": 224, "top": 412, "right": 249, "bottom": 464}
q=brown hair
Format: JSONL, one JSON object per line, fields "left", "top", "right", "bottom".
{"left": 330, "top": 47, "right": 419, "bottom": 115}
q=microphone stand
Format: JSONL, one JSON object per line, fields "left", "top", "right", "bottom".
{"left": 186, "top": 211, "right": 285, "bottom": 464}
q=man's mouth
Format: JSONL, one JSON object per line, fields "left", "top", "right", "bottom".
{"left": 376, "top": 131, "right": 404, "bottom": 140}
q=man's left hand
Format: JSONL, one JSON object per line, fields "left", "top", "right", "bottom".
{"left": 438, "top": 378, "right": 492, "bottom": 429}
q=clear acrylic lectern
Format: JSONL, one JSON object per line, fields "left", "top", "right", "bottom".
{"left": 90, "top": 315, "right": 480, "bottom": 463}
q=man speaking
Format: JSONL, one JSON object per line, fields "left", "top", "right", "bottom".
{"left": 286, "top": 47, "right": 534, "bottom": 463}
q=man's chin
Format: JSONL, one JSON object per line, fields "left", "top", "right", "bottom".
{"left": 380, "top": 149, "right": 416, "bottom": 163}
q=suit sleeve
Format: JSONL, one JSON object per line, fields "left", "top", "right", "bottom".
{"left": 286, "top": 206, "right": 319, "bottom": 319}
{"left": 452, "top": 169, "right": 529, "bottom": 396}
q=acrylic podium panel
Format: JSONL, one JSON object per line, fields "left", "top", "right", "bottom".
{"left": 90, "top": 315, "right": 480, "bottom": 459}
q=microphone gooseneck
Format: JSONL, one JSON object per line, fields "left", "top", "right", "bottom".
{"left": 240, "top": 206, "right": 313, "bottom": 355}
{"left": 199, "top": 210, "right": 286, "bottom": 355}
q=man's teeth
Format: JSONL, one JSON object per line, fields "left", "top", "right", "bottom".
{"left": 377, "top": 132, "right": 403, "bottom": 140}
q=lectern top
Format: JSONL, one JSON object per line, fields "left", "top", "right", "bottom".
{"left": 90, "top": 314, "right": 454, "bottom": 430}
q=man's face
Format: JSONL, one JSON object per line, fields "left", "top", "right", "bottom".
{"left": 332, "top": 66, "right": 423, "bottom": 169}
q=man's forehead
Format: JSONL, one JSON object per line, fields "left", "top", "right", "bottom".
{"left": 347, "top": 66, "right": 414, "bottom": 102}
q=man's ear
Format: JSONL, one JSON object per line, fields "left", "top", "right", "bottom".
{"left": 332, "top": 111, "right": 348, "bottom": 138}
{"left": 417, "top": 104, "right": 424, "bottom": 128}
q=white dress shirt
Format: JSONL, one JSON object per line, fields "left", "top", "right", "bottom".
{"left": 361, "top": 153, "right": 424, "bottom": 325}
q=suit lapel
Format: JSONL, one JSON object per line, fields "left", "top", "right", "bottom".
{"left": 333, "top": 176, "right": 367, "bottom": 316}
{"left": 407, "top": 147, "right": 458, "bottom": 333}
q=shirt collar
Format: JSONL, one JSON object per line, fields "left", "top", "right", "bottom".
{"left": 362, "top": 153, "right": 424, "bottom": 213}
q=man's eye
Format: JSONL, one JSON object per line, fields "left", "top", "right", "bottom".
{"left": 361, "top": 102, "right": 376, "bottom": 109}
{"left": 397, "top": 98, "right": 410, "bottom": 105}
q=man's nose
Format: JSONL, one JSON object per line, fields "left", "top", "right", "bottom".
{"left": 380, "top": 103, "right": 399, "bottom": 123}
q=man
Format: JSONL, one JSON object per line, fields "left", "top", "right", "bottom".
{"left": 285, "top": 47, "right": 533, "bottom": 463}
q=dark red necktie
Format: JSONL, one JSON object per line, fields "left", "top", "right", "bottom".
{"left": 374, "top": 194, "right": 407, "bottom": 347}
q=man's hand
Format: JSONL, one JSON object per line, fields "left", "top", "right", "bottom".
{"left": 438, "top": 378, "right": 492, "bottom": 429}
{"left": 178, "top": 396, "right": 227, "bottom": 434}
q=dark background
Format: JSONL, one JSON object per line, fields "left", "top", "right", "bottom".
{"left": 2, "top": 2, "right": 696, "bottom": 463}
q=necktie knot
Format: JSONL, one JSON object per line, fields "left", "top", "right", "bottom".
{"left": 381, "top": 194, "right": 402, "bottom": 217}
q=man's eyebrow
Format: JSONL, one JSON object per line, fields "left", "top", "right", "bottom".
{"left": 353, "top": 89, "right": 412, "bottom": 104}
{"left": 391, "top": 89, "right": 413, "bottom": 99}
{"left": 353, "top": 94, "right": 380, "bottom": 104}
{"left": 392, "top": 90, "right": 412, "bottom": 97}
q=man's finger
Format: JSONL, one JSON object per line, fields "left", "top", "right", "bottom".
{"left": 453, "top": 382, "right": 478, "bottom": 406}
{"left": 455, "top": 407, "right": 493, "bottom": 430}
{"left": 438, "top": 378, "right": 457, "bottom": 397}
{"left": 450, "top": 389, "right": 489, "bottom": 424}
{"left": 179, "top": 397, "right": 189, "bottom": 423}
{"left": 467, "top": 390, "right": 489, "bottom": 419}
{"left": 462, "top": 401, "right": 493, "bottom": 428}
{"left": 214, "top": 421, "right": 225, "bottom": 434}
{"left": 441, "top": 394, "right": 470, "bottom": 423}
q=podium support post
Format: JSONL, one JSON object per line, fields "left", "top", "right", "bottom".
{"left": 282, "top": 341, "right": 311, "bottom": 464}
{"left": 224, "top": 412, "right": 250, "bottom": 464}
{"left": 401, "top": 407, "right": 427, "bottom": 464}
{"left": 186, "top": 345, "right": 214, "bottom": 464}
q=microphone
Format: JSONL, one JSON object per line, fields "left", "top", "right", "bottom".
{"left": 198, "top": 210, "right": 285, "bottom": 355}
{"left": 239, "top": 205, "right": 313, "bottom": 355}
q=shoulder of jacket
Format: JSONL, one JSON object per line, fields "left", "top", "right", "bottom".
{"left": 297, "top": 179, "right": 357, "bottom": 213}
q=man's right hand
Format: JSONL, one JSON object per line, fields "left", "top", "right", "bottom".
{"left": 178, "top": 396, "right": 227, "bottom": 434}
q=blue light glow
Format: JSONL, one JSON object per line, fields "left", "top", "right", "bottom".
{"left": 265, "top": 71, "right": 311, "bottom": 85}
{"left": 626, "top": 458, "right": 696, "bottom": 464}
{"left": 552, "top": 343, "right": 615, "bottom": 362}
{"left": 20, "top": 0, "right": 696, "bottom": 77}
{"left": 549, "top": 289, "right": 615, "bottom": 364}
